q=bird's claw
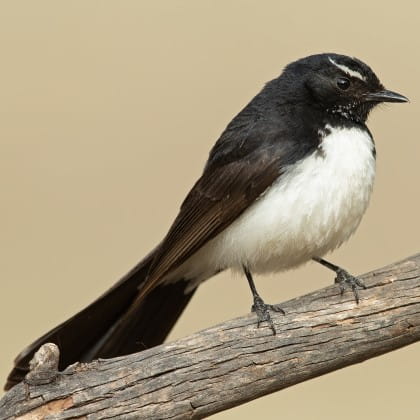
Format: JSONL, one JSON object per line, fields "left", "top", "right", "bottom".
{"left": 334, "top": 268, "right": 366, "bottom": 304}
{"left": 251, "top": 296, "right": 284, "bottom": 335}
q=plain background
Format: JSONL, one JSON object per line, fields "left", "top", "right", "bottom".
{"left": 1, "top": 1, "right": 419, "bottom": 418}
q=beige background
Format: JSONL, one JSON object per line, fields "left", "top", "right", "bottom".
{"left": 0, "top": 1, "right": 419, "bottom": 418}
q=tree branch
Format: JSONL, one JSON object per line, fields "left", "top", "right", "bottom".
{"left": 1, "top": 253, "right": 420, "bottom": 419}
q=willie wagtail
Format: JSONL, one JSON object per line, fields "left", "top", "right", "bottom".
{"left": 5, "top": 53, "right": 408, "bottom": 390}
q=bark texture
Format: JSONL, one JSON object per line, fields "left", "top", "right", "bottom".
{"left": 1, "top": 253, "right": 420, "bottom": 419}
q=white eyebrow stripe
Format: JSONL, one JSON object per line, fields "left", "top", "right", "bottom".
{"left": 328, "top": 57, "right": 367, "bottom": 82}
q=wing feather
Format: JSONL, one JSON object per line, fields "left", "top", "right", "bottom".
{"left": 144, "top": 150, "right": 282, "bottom": 291}
{"left": 140, "top": 100, "right": 319, "bottom": 295}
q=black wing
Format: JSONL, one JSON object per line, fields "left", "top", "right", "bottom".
{"left": 142, "top": 103, "right": 318, "bottom": 295}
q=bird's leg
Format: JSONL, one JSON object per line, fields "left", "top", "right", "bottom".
{"left": 312, "top": 257, "right": 366, "bottom": 303}
{"left": 243, "top": 265, "right": 285, "bottom": 335}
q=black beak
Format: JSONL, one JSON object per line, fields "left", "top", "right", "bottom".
{"left": 364, "top": 89, "right": 409, "bottom": 103}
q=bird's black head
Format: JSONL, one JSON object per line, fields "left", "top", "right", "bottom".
{"left": 276, "top": 53, "right": 408, "bottom": 124}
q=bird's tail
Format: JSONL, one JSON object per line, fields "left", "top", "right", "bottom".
{"left": 4, "top": 250, "right": 196, "bottom": 391}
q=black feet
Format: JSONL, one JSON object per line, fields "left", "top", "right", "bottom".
{"left": 334, "top": 268, "right": 366, "bottom": 304}
{"left": 251, "top": 296, "right": 284, "bottom": 334}
{"left": 313, "top": 257, "right": 366, "bottom": 304}
{"left": 243, "top": 265, "right": 284, "bottom": 335}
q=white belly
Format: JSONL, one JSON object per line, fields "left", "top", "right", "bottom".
{"left": 173, "top": 125, "right": 376, "bottom": 284}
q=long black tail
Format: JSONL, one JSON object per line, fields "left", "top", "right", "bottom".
{"left": 5, "top": 251, "right": 196, "bottom": 390}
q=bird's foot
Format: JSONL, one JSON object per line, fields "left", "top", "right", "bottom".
{"left": 251, "top": 296, "right": 285, "bottom": 335}
{"left": 334, "top": 268, "right": 366, "bottom": 304}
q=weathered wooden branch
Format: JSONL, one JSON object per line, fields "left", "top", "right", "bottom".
{"left": 1, "top": 253, "right": 420, "bottom": 419}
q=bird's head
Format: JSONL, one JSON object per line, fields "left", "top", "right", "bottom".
{"left": 278, "top": 53, "right": 408, "bottom": 124}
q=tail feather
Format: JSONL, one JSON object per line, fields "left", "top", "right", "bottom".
{"left": 4, "top": 251, "right": 196, "bottom": 391}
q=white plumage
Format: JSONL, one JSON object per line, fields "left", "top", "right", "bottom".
{"left": 167, "top": 126, "right": 376, "bottom": 289}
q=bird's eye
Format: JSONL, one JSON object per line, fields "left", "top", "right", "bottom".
{"left": 336, "top": 77, "right": 350, "bottom": 90}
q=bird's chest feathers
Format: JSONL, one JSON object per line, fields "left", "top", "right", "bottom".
{"left": 303, "top": 125, "right": 376, "bottom": 209}
{"left": 296, "top": 125, "right": 376, "bottom": 234}
{"left": 219, "top": 125, "right": 376, "bottom": 271}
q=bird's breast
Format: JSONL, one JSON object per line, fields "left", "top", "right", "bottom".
{"left": 202, "top": 125, "right": 376, "bottom": 274}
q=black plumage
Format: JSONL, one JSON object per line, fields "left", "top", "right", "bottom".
{"left": 5, "top": 53, "right": 407, "bottom": 390}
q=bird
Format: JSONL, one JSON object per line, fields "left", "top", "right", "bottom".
{"left": 4, "top": 53, "right": 408, "bottom": 391}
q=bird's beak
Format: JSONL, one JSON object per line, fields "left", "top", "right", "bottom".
{"left": 364, "top": 89, "right": 409, "bottom": 103}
